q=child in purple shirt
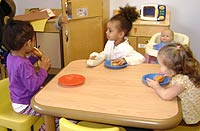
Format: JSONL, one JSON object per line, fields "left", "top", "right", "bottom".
{"left": 3, "top": 18, "right": 51, "bottom": 131}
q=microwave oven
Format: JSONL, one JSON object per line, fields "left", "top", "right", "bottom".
{"left": 140, "top": 4, "right": 166, "bottom": 21}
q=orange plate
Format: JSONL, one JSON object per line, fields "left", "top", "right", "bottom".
{"left": 58, "top": 74, "right": 85, "bottom": 87}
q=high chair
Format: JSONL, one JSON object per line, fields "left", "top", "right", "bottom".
{"left": 0, "top": 78, "right": 43, "bottom": 131}
{"left": 145, "top": 32, "right": 190, "bottom": 63}
{"left": 59, "top": 118, "right": 127, "bottom": 131}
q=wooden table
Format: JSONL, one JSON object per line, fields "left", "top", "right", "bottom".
{"left": 31, "top": 60, "right": 182, "bottom": 131}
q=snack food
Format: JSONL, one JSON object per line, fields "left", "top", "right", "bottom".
{"left": 154, "top": 75, "right": 164, "bottom": 83}
{"left": 111, "top": 61, "right": 119, "bottom": 66}
{"left": 32, "top": 47, "right": 42, "bottom": 58}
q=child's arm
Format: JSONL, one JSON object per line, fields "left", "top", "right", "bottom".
{"left": 124, "top": 50, "right": 145, "bottom": 65}
{"left": 146, "top": 78, "right": 185, "bottom": 100}
{"left": 18, "top": 61, "right": 49, "bottom": 92}
{"left": 28, "top": 55, "right": 39, "bottom": 64}
{"left": 86, "top": 51, "right": 106, "bottom": 66}
{"left": 55, "top": 14, "right": 68, "bottom": 30}
{"left": 55, "top": 14, "right": 62, "bottom": 30}
{"left": 38, "top": 56, "right": 51, "bottom": 71}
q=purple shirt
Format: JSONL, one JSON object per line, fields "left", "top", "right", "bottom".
{"left": 7, "top": 53, "right": 48, "bottom": 104}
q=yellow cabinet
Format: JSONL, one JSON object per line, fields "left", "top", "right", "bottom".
{"left": 127, "top": 36, "right": 137, "bottom": 50}
{"left": 61, "top": 0, "right": 109, "bottom": 66}
{"left": 62, "top": 17, "right": 104, "bottom": 64}
{"left": 128, "top": 36, "right": 150, "bottom": 55}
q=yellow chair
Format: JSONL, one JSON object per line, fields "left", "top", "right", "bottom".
{"left": 0, "top": 126, "right": 7, "bottom": 131}
{"left": 0, "top": 78, "right": 43, "bottom": 131}
{"left": 59, "top": 118, "right": 127, "bottom": 131}
{"left": 165, "top": 125, "right": 200, "bottom": 131}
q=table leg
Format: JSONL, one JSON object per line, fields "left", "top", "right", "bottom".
{"left": 44, "top": 115, "right": 56, "bottom": 131}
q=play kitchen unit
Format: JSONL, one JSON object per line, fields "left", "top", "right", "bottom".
{"left": 127, "top": 4, "right": 170, "bottom": 56}
{"left": 37, "top": 2, "right": 170, "bottom": 72}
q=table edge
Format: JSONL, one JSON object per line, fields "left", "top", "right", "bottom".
{"left": 31, "top": 95, "right": 182, "bottom": 130}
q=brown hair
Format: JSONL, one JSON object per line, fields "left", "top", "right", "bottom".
{"left": 3, "top": 18, "right": 34, "bottom": 51}
{"left": 110, "top": 5, "right": 139, "bottom": 36}
{"left": 158, "top": 43, "right": 200, "bottom": 87}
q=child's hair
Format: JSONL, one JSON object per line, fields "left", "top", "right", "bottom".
{"left": 110, "top": 5, "right": 139, "bottom": 36}
{"left": 2, "top": 18, "right": 34, "bottom": 51}
{"left": 158, "top": 43, "right": 200, "bottom": 87}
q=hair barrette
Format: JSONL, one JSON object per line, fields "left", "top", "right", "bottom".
{"left": 176, "top": 45, "right": 181, "bottom": 50}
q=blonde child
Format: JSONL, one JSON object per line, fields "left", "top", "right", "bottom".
{"left": 153, "top": 29, "right": 175, "bottom": 50}
{"left": 2, "top": 18, "right": 53, "bottom": 131}
{"left": 147, "top": 29, "right": 175, "bottom": 64}
{"left": 87, "top": 5, "right": 145, "bottom": 66}
{"left": 146, "top": 43, "right": 200, "bottom": 125}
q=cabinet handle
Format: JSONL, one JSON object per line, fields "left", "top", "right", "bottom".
{"left": 134, "top": 28, "right": 137, "bottom": 33}
{"left": 65, "top": 30, "right": 69, "bottom": 42}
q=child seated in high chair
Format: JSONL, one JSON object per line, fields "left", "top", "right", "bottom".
{"left": 153, "top": 29, "right": 175, "bottom": 50}
{"left": 86, "top": 5, "right": 145, "bottom": 67}
{"left": 146, "top": 29, "right": 175, "bottom": 64}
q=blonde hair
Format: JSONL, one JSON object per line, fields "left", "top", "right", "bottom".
{"left": 158, "top": 43, "right": 200, "bottom": 87}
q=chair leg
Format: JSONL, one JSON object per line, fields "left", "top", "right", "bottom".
{"left": 33, "top": 117, "right": 44, "bottom": 131}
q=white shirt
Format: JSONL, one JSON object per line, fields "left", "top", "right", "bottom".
{"left": 87, "top": 39, "right": 145, "bottom": 66}
{"left": 103, "top": 39, "right": 145, "bottom": 65}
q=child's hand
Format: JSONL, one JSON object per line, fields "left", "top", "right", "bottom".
{"left": 89, "top": 55, "right": 96, "bottom": 60}
{"left": 38, "top": 56, "right": 51, "bottom": 71}
{"left": 88, "top": 52, "right": 99, "bottom": 60}
{"left": 112, "top": 58, "right": 127, "bottom": 65}
{"left": 146, "top": 78, "right": 160, "bottom": 89}
{"left": 58, "top": 15, "right": 68, "bottom": 25}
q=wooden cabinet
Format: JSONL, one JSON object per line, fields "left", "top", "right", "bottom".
{"left": 128, "top": 11, "right": 170, "bottom": 56}
{"left": 61, "top": 0, "right": 109, "bottom": 66}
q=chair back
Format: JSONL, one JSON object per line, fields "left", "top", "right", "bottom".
{"left": 149, "top": 32, "right": 190, "bottom": 45}
{"left": 59, "top": 118, "right": 120, "bottom": 131}
{"left": 0, "top": 78, "right": 11, "bottom": 111}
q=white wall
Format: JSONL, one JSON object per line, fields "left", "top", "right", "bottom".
{"left": 14, "top": 0, "right": 61, "bottom": 15}
{"left": 14, "top": 0, "right": 200, "bottom": 61}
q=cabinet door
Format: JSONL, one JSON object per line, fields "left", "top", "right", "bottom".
{"left": 127, "top": 36, "right": 137, "bottom": 50}
{"left": 36, "top": 33, "right": 61, "bottom": 69}
{"left": 70, "top": 0, "right": 102, "bottom": 18}
{"left": 62, "top": 17, "right": 104, "bottom": 65}
{"left": 137, "top": 37, "right": 150, "bottom": 56}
